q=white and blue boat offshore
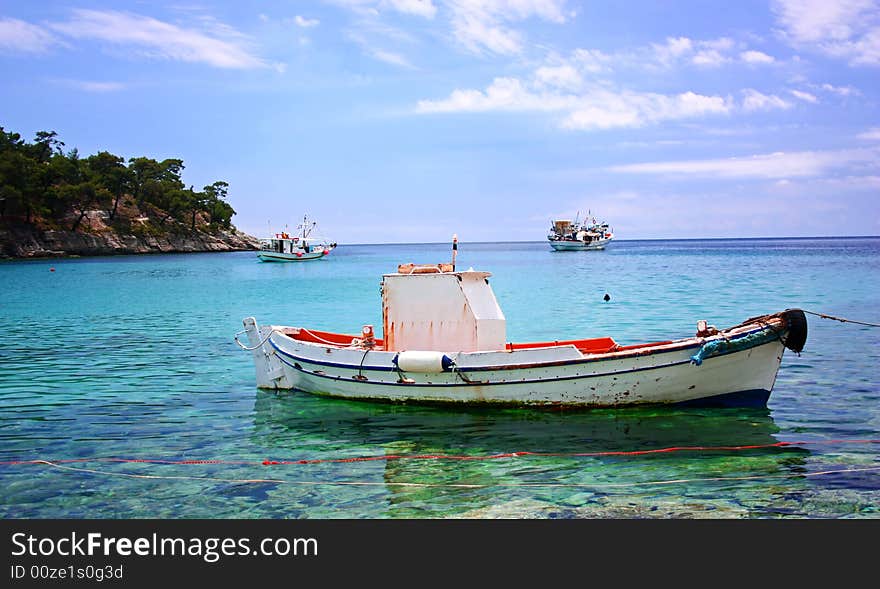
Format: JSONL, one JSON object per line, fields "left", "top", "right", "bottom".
{"left": 548, "top": 214, "right": 613, "bottom": 251}
{"left": 258, "top": 216, "right": 336, "bottom": 262}
{"left": 238, "top": 242, "right": 807, "bottom": 408}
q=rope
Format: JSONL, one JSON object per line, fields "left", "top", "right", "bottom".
{"left": 3, "top": 438, "right": 878, "bottom": 467}
{"left": 802, "top": 310, "right": 880, "bottom": 328}
{"left": 235, "top": 327, "right": 365, "bottom": 351}
{"left": 298, "top": 328, "right": 362, "bottom": 348}
{"left": 357, "top": 349, "right": 370, "bottom": 380}
{"left": 233, "top": 328, "right": 279, "bottom": 351}
{"left": 449, "top": 353, "right": 475, "bottom": 384}
{"left": 27, "top": 460, "right": 880, "bottom": 491}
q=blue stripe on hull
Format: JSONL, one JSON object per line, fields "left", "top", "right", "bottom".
{"left": 267, "top": 321, "right": 775, "bottom": 374}
{"left": 675, "top": 389, "right": 771, "bottom": 408}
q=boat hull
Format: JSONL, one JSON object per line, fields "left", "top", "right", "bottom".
{"left": 241, "top": 311, "right": 805, "bottom": 408}
{"left": 258, "top": 250, "right": 328, "bottom": 262}
{"left": 549, "top": 238, "right": 611, "bottom": 251}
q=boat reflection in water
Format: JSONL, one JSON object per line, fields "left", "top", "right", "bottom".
{"left": 250, "top": 391, "right": 810, "bottom": 518}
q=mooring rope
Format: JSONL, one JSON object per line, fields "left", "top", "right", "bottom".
{"left": 28, "top": 460, "right": 880, "bottom": 490}
{"left": 3, "top": 438, "right": 878, "bottom": 467}
{"left": 802, "top": 310, "right": 880, "bottom": 328}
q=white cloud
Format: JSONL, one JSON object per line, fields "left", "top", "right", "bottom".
{"left": 329, "top": 0, "right": 438, "bottom": 18}
{"left": 455, "top": 0, "right": 568, "bottom": 23}
{"left": 651, "top": 36, "right": 693, "bottom": 67}
{"left": 294, "top": 16, "right": 321, "bottom": 28}
{"left": 858, "top": 127, "right": 880, "bottom": 140}
{"left": 63, "top": 80, "right": 126, "bottom": 92}
{"left": 416, "top": 77, "right": 564, "bottom": 112}
{"left": 790, "top": 89, "right": 818, "bottom": 103}
{"left": 608, "top": 148, "right": 879, "bottom": 179}
{"left": 544, "top": 37, "right": 775, "bottom": 75}
{"left": 691, "top": 37, "right": 734, "bottom": 67}
{"left": 416, "top": 76, "right": 732, "bottom": 130}
{"left": 48, "top": 78, "right": 126, "bottom": 92}
{"left": 820, "top": 175, "right": 880, "bottom": 188}
{"left": 772, "top": 174, "right": 880, "bottom": 191}
{"left": 448, "top": 0, "right": 569, "bottom": 55}
{"left": 740, "top": 50, "right": 775, "bottom": 64}
{"left": 347, "top": 31, "right": 416, "bottom": 68}
{"left": 773, "top": 0, "right": 873, "bottom": 43}
{"left": 820, "top": 82, "right": 860, "bottom": 96}
{"left": 450, "top": 10, "right": 522, "bottom": 54}
{"left": 0, "top": 17, "right": 61, "bottom": 53}
{"left": 48, "top": 9, "right": 266, "bottom": 69}
{"left": 387, "top": 0, "right": 438, "bottom": 18}
{"left": 742, "top": 88, "right": 792, "bottom": 111}
{"left": 368, "top": 47, "right": 415, "bottom": 67}
{"left": 534, "top": 64, "right": 582, "bottom": 90}
{"left": 571, "top": 48, "right": 612, "bottom": 73}
{"left": 563, "top": 91, "right": 731, "bottom": 130}
{"left": 692, "top": 49, "right": 729, "bottom": 66}
{"left": 772, "top": 0, "right": 880, "bottom": 65}
{"left": 648, "top": 36, "right": 741, "bottom": 68}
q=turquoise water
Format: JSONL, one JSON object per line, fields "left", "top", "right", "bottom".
{"left": 1, "top": 238, "right": 878, "bottom": 518}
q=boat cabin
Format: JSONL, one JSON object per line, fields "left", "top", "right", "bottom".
{"left": 260, "top": 234, "right": 316, "bottom": 254}
{"left": 382, "top": 264, "right": 507, "bottom": 353}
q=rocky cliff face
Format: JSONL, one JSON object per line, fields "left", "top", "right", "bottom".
{"left": 1, "top": 224, "right": 260, "bottom": 258}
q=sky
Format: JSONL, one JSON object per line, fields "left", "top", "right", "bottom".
{"left": 1, "top": 0, "right": 878, "bottom": 243}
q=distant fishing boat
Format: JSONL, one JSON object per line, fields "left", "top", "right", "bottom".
{"left": 238, "top": 238, "right": 807, "bottom": 408}
{"left": 548, "top": 213, "right": 613, "bottom": 251}
{"left": 258, "top": 215, "right": 336, "bottom": 262}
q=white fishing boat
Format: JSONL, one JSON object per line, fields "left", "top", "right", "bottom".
{"left": 237, "top": 241, "right": 807, "bottom": 408}
{"left": 548, "top": 214, "right": 613, "bottom": 251}
{"left": 258, "top": 216, "right": 336, "bottom": 262}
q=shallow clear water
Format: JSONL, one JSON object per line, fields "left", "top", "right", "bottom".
{"left": 1, "top": 238, "right": 878, "bottom": 518}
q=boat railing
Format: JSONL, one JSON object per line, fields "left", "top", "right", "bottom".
{"left": 397, "top": 263, "right": 454, "bottom": 274}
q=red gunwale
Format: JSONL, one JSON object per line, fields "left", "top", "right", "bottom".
{"left": 505, "top": 337, "right": 618, "bottom": 354}
{"left": 283, "top": 328, "right": 385, "bottom": 348}
{"left": 284, "top": 328, "right": 675, "bottom": 355}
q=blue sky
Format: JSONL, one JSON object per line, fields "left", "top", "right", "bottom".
{"left": 1, "top": 0, "right": 878, "bottom": 242}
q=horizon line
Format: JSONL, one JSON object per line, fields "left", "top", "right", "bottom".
{"left": 325, "top": 235, "right": 880, "bottom": 246}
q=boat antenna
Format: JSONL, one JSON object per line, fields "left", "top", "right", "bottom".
{"left": 451, "top": 234, "right": 458, "bottom": 271}
{"left": 300, "top": 215, "right": 314, "bottom": 239}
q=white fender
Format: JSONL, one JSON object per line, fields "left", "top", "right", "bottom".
{"left": 393, "top": 351, "right": 455, "bottom": 373}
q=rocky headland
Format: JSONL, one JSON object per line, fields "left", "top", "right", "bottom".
{"left": 1, "top": 207, "right": 260, "bottom": 259}
{"left": 1, "top": 223, "right": 260, "bottom": 259}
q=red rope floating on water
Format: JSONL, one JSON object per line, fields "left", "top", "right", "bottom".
{"left": 1, "top": 439, "right": 878, "bottom": 467}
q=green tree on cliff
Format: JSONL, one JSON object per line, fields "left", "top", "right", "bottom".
{"left": 0, "top": 124, "right": 238, "bottom": 234}
{"left": 85, "top": 151, "right": 132, "bottom": 221}
{"left": 0, "top": 128, "right": 29, "bottom": 220}
{"left": 203, "top": 181, "right": 235, "bottom": 229}
{"left": 129, "top": 157, "right": 185, "bottom": 209}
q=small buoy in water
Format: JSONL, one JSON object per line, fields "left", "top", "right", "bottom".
{"left": 603, "top": 293, "right": 610, "bottom": 302}
{"left": 50, "top": 267, "right": 55, "bottom": 272}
